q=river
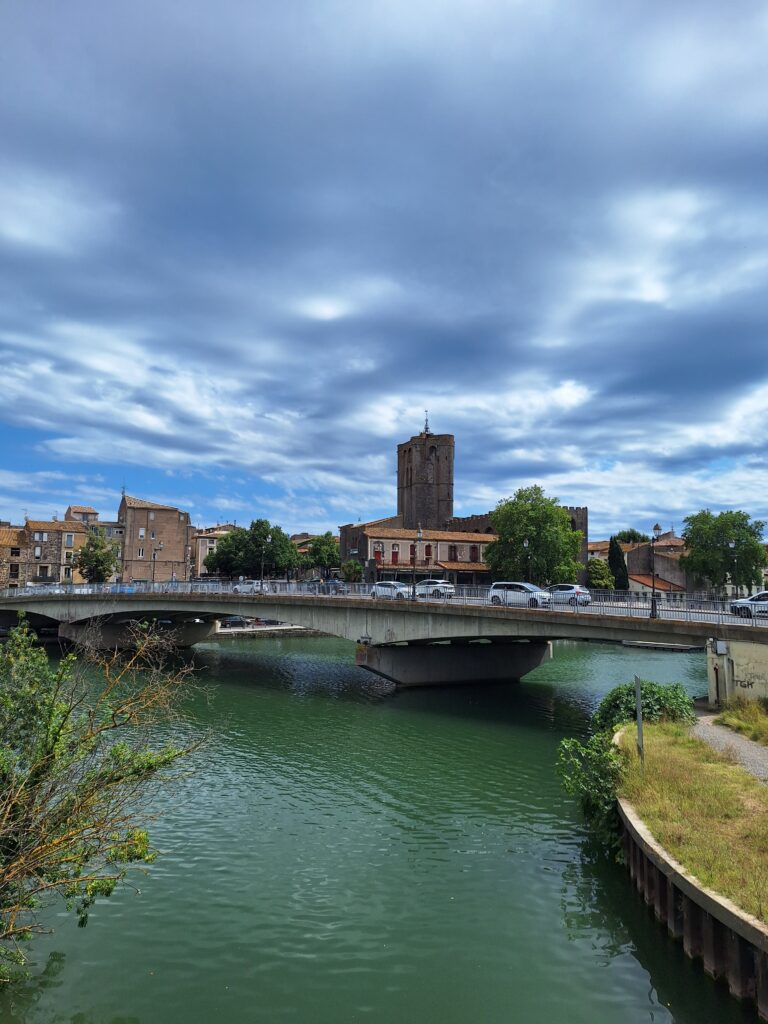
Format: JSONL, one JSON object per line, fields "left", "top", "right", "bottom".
{"left": 0, "top": 637, "right": 758, "bottom": 1024}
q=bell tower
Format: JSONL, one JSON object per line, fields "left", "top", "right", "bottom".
{"left": 397, "top": 415, "right": 454, "bottom": 530}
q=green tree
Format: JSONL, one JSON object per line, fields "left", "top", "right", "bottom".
{"left": 204, "top": 521, "right": 297, "bottom": 579}
{"left": 204, "top": 527, "right": 250, "bottom": 577}
{"left": 484, "top": 485, "right": 583, "bottom": 586}
{"left": 608, "top": 536, "right": 629, "bottom": 590}
{"left": 72, "top": 529, "right": 121, "bottom": 583}
{"left": 614, "top": 528, "right": 650, "bottom": 544}
{"left": 341, "top": 559, "right": 363, "bottom": 582}
{"left": 587, "top": 558, "right": 615, "bottom": 590}
{"left": 0, "top": 619, "right": 195, "bottom": 980}
{"left": 307, "top": 533, "right": 340, "bottom": 579}
{"left": 680, "top": 509, "right": 767, "bottom": 591}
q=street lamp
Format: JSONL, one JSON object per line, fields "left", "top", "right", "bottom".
{"left": 152, "top": 543, "right": 164, "bottom": 584}
{"left": 411, "top": 523, "right": 423, "bottom": 602}
{"left": 523, "top": 538, "right": 530, "bottom": 582}
{"left": 650, "top": 523, "right": 662, "bottom": 618}
{"left": 260, "top": 533, "right": 272, "bottom": 591}
{"left": 728, "top": 539, "right": 737, "bottom": 597}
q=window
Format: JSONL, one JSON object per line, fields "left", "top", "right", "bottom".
{"left": 34, "top": 545, "right": 42, "bottom": 559}
{"left": 65, "top": 533, "right": 74, "bottom": 547}
{"left": 391, "top": 543, "right": 399, "bottom": 565}
{"left": 373, "top": 542, "right": 384, "bottom": 564}
{"left": 65, "top": 551, "right": 73, "bottom": 563}
{"left": 63, "top": 566, "right": 72, "bottom": 579}
{"left": 38, "top": 565, "right": 49, "bottom": 579}
{"left": 448, "top": 545, "right": 458, "bottom": 561}
{"left": 409, "top": 543, "right": 416, "bottom": 563}
{"left": 424, "top": 544, "right": 432, "bottom": 558}
{"left": 139, "top": 527, "right": 146, "bottom": 540}
{"left": 470, "top": 545, "right": 479, "bottom": 562}
{"left": 10, "top": 547, "right": 19, "bottom": 557}
{"left": 138, "top": 547, "right": 145, "bottom": 558}
{"left": 9, "top": 564, "right": 19, "bottom": 578}
{"left": 150, "top": 531, "right": 156, "bottom": 540}
{"left": 115, "top": 529, "right": 123, "bottom": 536}
{"left": 149, "top": 511, "right": 155, "bottom": 520}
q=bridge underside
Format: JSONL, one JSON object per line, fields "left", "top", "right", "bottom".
{"left": 356, "top": 638, "right": 552, "bottom": 687}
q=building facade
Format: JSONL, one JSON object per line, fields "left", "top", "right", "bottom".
{"left": 397, "top": 427, "right": 454, "bottom": 531}
{"left": 118, "top": 495, "right": 194, "bottom": 583}
{"left": 0, "top": 519, "right": 88, "bottom": 586}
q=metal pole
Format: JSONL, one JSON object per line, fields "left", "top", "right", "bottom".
{"left": 634, "top": 674, "right": 644, "bottom": 766}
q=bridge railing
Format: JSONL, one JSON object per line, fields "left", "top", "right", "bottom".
{"left": 1, "top": 580, "right": 767, "bottom": 630}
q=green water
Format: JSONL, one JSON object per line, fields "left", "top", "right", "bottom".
{"left": 0, "top": 638, "right": 758, "bottom": 1024}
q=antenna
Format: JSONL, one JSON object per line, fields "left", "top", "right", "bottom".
{"left": 424, "top": 409, "right": 431, "bottom": 434}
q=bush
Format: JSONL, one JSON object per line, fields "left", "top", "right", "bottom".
{"left": 557, "top": 733, "right": 626, "bottom": 850}
{"left": 592, "top": 680, "right": 696, "bottom": 733}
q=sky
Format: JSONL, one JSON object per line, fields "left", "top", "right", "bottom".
{"left": 2, "top": 0, "right": 768, "bottom": 540}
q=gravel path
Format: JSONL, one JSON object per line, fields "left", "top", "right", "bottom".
{"left": 693, "top": 706, "right": 768, "bottom": 782}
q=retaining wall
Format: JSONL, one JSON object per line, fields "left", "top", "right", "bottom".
{"left": 618, "top": 798, "right": 768, "bottom": 1019}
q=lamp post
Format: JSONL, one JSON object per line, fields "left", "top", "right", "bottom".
{"left": 523, "top": 538, "right": 530, "bottom": 582}
{"left": 650, "top": 523, "right": 662, "bottom": 618}
{"left": 411, "top": 523, "right": 423, "bottom": 602}
{"left": 260, "top": 533, "right": 272, "bottom": 591}
{"left": 152, "top": 543, "right": 164, "bottom": 584}
{"left": 728, "top": 539, "right": 737, "bottom": 597}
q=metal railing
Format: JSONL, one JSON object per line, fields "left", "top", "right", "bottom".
{"left": 1, "top": 579, "right": 767, "bottom": 630}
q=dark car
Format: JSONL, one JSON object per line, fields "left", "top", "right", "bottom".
{"left": 319, "top": 579, "right": 348, "bottom": 595}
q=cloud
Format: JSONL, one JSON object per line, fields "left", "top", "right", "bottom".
{"left": 1, "top": 0, "right": 768, "bottom": 538}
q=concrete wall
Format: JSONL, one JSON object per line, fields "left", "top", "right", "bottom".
{"left": 707, "top": 639, "right": 768, "bottom": 705}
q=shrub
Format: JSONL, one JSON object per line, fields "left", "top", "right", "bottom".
{"left": 592, "top": 680, "right": 696, "bottom": 733}
{"left": 557, "top": 733, "right": 626, "bottom": 850}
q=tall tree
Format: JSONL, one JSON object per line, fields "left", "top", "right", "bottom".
{"left": 307, "top": 533, "right": 340, "bottom": 578}
{"left": 587, "top": 557, "right": 615, "bottom": 590}
{"left": 73, "top": 528, "right": 121, "bottom": 583}
{"left": 608, "top": 536, "right": 629, "bottom": 590}
{"left": 680, "top": 509, "right": 767, "bottom": 591}
{"left": 484, "top": 485, "right": 582, "bottom": 586}
{"left": 0, "top": 619, "right": 195, "bottom": 980}
{"left": 204, "top": 521, "right": 297, "bottom": 578}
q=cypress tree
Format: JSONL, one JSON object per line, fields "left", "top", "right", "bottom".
{"left": 608, "top": 535, "right": 629, "bottom": 590}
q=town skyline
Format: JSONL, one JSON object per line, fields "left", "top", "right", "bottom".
{"left": 2, "top": 1, "right": 768, "bottom": 539}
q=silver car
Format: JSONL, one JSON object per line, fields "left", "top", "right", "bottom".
{"left": 730, "top": 591, "right": 768, "bottom": 618}
{"left": 548, "top": 584, "right": 591, "bottom": 606}
{"left": 487, "top": 582, "right": 551, "bottom": 608}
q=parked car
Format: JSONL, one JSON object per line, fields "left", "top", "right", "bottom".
{"left": 370, "top": 581, "right": 410, "bottom": 600}
{"left": 730, "top": 592, "right": 768, "bottom": 618}
{"left": 487, "top": 582, "right": 551, "bottom": 608}
{"left": 219, "top": 615, "right": 251, "bottom": 629}
{"left": 548, "top": 584, "right": 591, "bottom": 606}
{"left": 232, "top": 579, "right": 271, "bottom": 594}
{"left": 415, "top": 579, "right": 456, "bottom": 599}
{"left": 319, "top": 578, "right": 348, "bottom": 595}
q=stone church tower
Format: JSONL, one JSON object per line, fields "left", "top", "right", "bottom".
{"left": 397, "top": 419, "right": 454, "bottom": 530}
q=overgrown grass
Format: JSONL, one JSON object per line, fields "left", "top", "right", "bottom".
{"left": 716, "top": 697, "right": 768, "bottom": 746}
{"left": 619, "top": 722, "right": 768, "bottom": 924}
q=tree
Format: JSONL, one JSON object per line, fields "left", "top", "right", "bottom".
{"left": 608, "top": 536, "right": 629, "bottom": 590}
{"left": 203, "top": 521, "right": 297, "bottom": 579}
{"left": 73, "top": 529, "right": 121, "bottom": 583}
{"left": 0, "top": 618, "right": 196, "bottom": 980}
{"left": 307, "top": 533, "right": 340, "bottom": 578}
{"left": 680, "top": 509, "right": 767, "bottom": 591}
{"left": 614, "top": 528, "right": 650, "bottom": 544}
{"left": 484, "top": 485, "right": 583, "bottom": 586}
{"left": 587, "top": 558, "right": 615, "bottom": 590}
{"left": 341, "top": 559, "right": 363, "bottom": 582}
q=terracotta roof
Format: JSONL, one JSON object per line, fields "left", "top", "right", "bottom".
{"left": 628, "top": 574, "right": 685, "bottom": 592}
{"left": 25, "top": 520, "right": 87, "bottom": 533}
{"left": 365, "top": 526, "right": 491, "bottom": 543}
{"left": 67, "top": 505, "right": 97, "bottom": 514}
{"left": 0, "top": 527, "right": 25, "bottom": 547}
{"left": 122, "top": 495, "right": 178, "bottom": 511}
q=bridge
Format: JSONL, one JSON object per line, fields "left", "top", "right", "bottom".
{"left": 1, "top": 583, "right": 767, "bottom": 699}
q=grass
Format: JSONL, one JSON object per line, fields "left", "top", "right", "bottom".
{"left": 618, "top": 722, "right": 768, "bottom": 924}
{"left": 716, "top": 697, "right": 768, "bottom": 746}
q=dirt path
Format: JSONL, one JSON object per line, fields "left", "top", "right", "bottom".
{"left": 693, "top": 704, "right": 768, "bottom": 782}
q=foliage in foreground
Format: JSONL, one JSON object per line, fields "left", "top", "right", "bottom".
{"left": 557, "top": 680, "right": 697, "bottom": 854}
{"left": 716, "top": 696, "right": 768, "bottom": 747}
{"left": 620, "top": 722, "right": 768, "bottom": 923}
{"left": 0, "top": 619, "right": 197, "bottom": 981}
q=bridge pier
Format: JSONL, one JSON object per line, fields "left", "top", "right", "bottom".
{"left": 355, "top": 639, "right": 552, "bottom": 687}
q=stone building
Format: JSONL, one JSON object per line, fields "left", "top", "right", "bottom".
{"left": 118, "top": 495, "right": 194, "bottom": 583}
{"left": 0, "top": 519, "right": 89, "bottom": 586}
{"left": 192, "top": 524, "right": 235, "bottom": 576}
{"left": 0, "top": 525, "right": 27, "bottom": 588}
{"left": 397, "top": 426, "right": 454, "bottom": 530}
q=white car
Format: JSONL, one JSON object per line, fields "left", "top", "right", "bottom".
{"left": 487, "top": 581, "right": 551, "bottom": 608}
{"left": 370, "top": 581, "right": 410, "bottom": 600}
{"left": 415, "top": 579, "right": 456, "bottom": 599}
{"left": 730, "top": 592, "right": 768, "bottom": 618}
{"left": 548, "top": 584, "right": 591, "bottom": 606}
{"left": 232, "top": 579, "right": 270, "bottom": 594}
